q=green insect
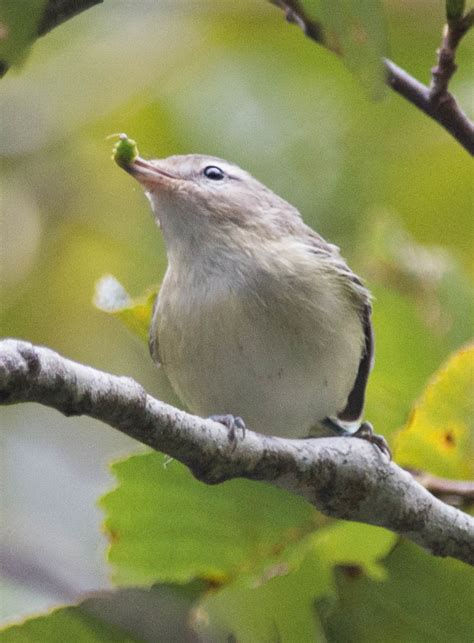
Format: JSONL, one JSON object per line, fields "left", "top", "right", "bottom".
{"left": 112, "top": 133, "right": 138, "bottom": 168}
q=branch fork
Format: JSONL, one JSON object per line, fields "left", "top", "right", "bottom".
{"left": 271, "top": 1, "right": 474, "bottom": 154}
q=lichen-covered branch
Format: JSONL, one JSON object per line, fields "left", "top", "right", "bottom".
{"left": 270, "top": 1, "right": 474, "bottom": 155}
{"left": 1, "top": 339, "right": 473, "bottom": 566}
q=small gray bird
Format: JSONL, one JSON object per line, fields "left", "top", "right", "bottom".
{"left": 123, "top": 150, "right": 389, "bottom": 455}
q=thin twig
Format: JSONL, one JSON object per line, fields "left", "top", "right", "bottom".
{"left": 409, "top": 469, "right": 474, "bottom": 507}
{"left": 1, "top": 339, "right": 473, "bottom": 566}
{"left": 270, "top": 1, "right": 474, "bottom": 155}
{"left": 270, "top": 0, "right": 325, "bottom": 47}
{"left": 2, "top": 0, "right": 472, "bottom": 153}
{"left": 384, "top": 59, "right": 474, "bottom": 155}
{"left": 430, "top": 9, "right": 474, "bottom": 99}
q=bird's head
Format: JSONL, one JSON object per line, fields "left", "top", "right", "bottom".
{"left": 126, "top": 152, "right": 302, "bottom": 259}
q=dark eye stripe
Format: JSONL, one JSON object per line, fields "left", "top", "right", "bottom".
{"left": 203, "top": 166, "right": 225, "bottom": 180}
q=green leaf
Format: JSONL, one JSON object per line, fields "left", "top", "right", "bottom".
{"left": 0, "top": 605, "right": 135, "bottom": 642}
{"left": 100, "top": 452, "right": 321, "bottom": 586}
{"left": 197, "top": 547, "right": 328, "bottom": 642}
{"left": 100, "top": 452, "right": 395, "bottom": 642}
{"left": 394, "top": 344, "right": 474, "bottom": 479}
{"left": 358, "top": 215, "right": 473, "bottom": 439}
{"left": 362, "top": 215, "right": 474, "bottom": 351}
{"left": 366, "top": 285, "right": 445, "bottom": 437}
{"left": 310, "top": 521, "right": 395, "bottom": 582}
{"left": 446, "top": 0, "right": 466, "bottom": 22}
{"left": 302, "top": 0, "right": 388, "bottom": 99}
{"left": 0, "top": 585, "right": 202, "bottom": 642}
{"left": 320, "top": 540, "right": 474, "bottom": 642}
{"left": 0, "top": 1, "right": 47, "bottom": 74}
{"left": 93, "top": 275, "right": 157, "bottom": 344}
{"left": 100, "top": 452, "right": 395, "bottom": 640}
{"left": 197, "top": 523, "right": 396, "bottom": 642}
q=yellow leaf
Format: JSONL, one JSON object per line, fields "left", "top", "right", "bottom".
{"left": 394, "top": 344, "right": 474, "bottom": 478}
{"left": 93, "top": 275, "right": 158, "bottom": 344}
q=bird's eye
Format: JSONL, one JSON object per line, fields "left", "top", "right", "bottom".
{"left": 203, "top": 166, "right": 225, "bottom": 181}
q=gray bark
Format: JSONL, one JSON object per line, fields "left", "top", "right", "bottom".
{"left": 1, "top": 338, "right": 473, "bottom": 566}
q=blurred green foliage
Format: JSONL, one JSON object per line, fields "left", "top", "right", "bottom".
{"left": 198, "top": 521, "right": 395, "bottom": 641}
{"left": 446, "top": 0, "right": 466, "bottom": 21}
{"left": 321, "top": 540, "right": 474, "bottom": 642}
{"left": 1, "top": 0, "right": 473, "bottom": 640}
{"left": 0, "top": 584, "right": 202, "bottom": 642}
{"left": 302, "top": 0, "right": 388, "bottom": 98}
{"left": 0, "top": 606, "right": 136, "bottom": 643}
{"left": 0, "top": 0, "right": 47, "bottom": 73}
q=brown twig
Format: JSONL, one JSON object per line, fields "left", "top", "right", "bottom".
{"left": 430, "top": 9, "right": 474, "bottom": 99}
{"left": 270, "top": 1, "right": 474, "bottom": 155}
{"left": 270, "top": 0, "right": 325, "bottom": 47}
{"left": 384, "top": 58, "right": 474, "bottom": 155}
{"left": 409, "top": 469, "right": 474, "bottom": 507}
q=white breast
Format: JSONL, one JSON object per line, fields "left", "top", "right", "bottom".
{"left": 153, "top": 243, "right": 364, "bottom": 438}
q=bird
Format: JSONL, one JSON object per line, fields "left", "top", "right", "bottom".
{"left": 118, "top": 143, "right": 389, "bottom": 456}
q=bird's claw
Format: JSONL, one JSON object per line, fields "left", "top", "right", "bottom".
{"left": 209, "top": 414, "right": 247, "bottom": 448}
{"left": 353, "top": 421, "right": 391, "bottom": 459}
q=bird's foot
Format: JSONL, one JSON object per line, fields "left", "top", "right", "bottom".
{"left": 321, "top": 417, "right": 391, "bottom": 459}
{"left": 209, "top": 414, "right": 247, "bottom": 448}
{"left": 353, "top": 421, "right": 392, "bottom": 459}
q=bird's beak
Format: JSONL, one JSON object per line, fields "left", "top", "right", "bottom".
{"left": 127, "top": 156, "right": 178, "bottom": 190}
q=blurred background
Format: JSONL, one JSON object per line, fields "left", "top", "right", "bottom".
{"left": 1, "top": 0, "right": 473, "bottom": 624}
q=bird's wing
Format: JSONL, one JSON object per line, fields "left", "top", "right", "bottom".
{"left": 305, "top": 229, "right": 374, "bottom": 422}
{"left": 337, "top": 302, "right": 374, "bottom": 422}
{"left": 148, "top": 296, "right": 161, "bottom": 367}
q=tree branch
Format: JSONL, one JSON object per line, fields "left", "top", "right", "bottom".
{"left": 3, "top": 1, "right": 472, "bottom": 154}
{"left": 270, "top": 1, "right": 474, "bottom": 155}
{"left": 1, "top": 339, "right": 473, "bottom": 566}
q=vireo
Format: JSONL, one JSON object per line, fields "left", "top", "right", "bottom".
{"left": 115, "top": 136, "right": 389, "bottom": 456}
